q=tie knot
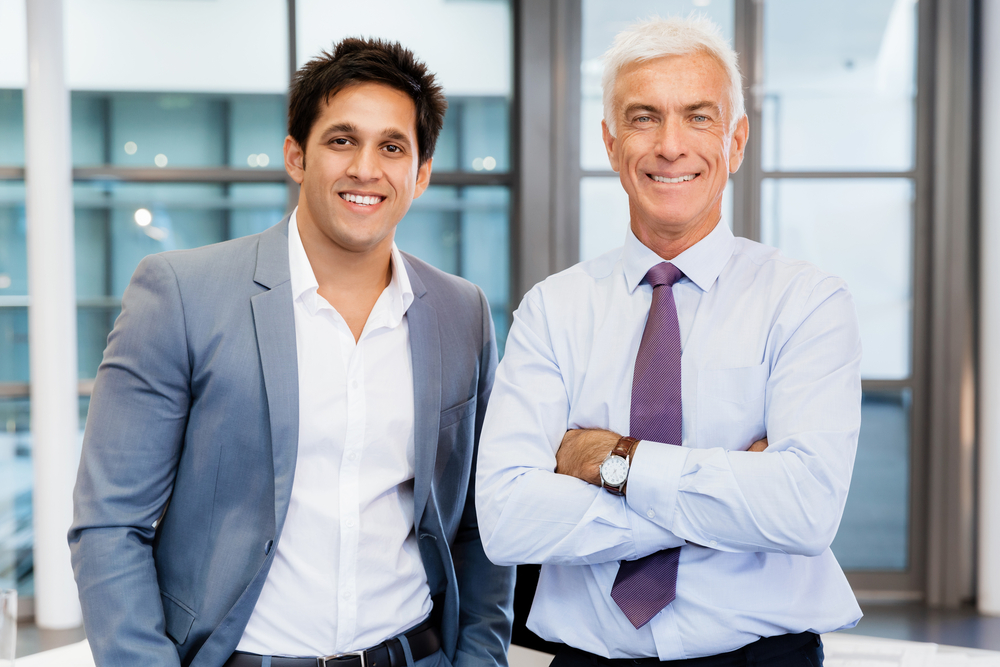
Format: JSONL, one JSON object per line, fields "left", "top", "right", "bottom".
{"left": 643, "top": 262, "right": 683, "bottom": 288}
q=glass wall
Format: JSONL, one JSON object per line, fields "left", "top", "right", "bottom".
{"left": 0, "top": 0, "right": 513, "bottom": 599}
{"left": 759, "top": 0, "right": 918, "bottom": 572}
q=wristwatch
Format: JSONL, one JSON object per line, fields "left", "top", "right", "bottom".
{"left": 599, "top": 436, "right": 640, "bottom": 495}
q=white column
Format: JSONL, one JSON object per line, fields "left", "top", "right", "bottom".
{"left": 24, "top": 0, "right": 82, "bottom": 629}
{"left": 980, "top": 0, "right": 1000, "bottom": 619}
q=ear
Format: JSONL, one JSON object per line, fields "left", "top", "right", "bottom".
{"left": 727, "top": 114, "right": 749, "bottom": 174}
{"left": 413, "top": 157, "right": 433, "bottom": 199}
{"left": 602, "top": 120, "right": 621, "bottom": 172}
{"left": 284, "top": 135, "right": 306, "bottom": 185}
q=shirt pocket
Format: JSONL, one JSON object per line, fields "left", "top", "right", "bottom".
{"left": 696, "top": 363, "right": 768, "bottom": 450}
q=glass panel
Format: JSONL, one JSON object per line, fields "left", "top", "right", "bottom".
{"left": 760, "top": 178, "right": 913, "bottom": 380}
{"left": 297, "top": 0, "right": 512, "bottom": 99}
{"left": 0, "top": 1, "right": 26, "bottom": 90}
{"left": 73, "top": 181, "right": 288, "bottom": 378}
{"left": 831, "top": 389, "right": 911, "bottom": 571}
{"left": 580, "top": 177, "right": 734, "bottom": 262}
{"left": 0, "top": 90, "right": 24, "bottom": 167}
{"left": 64, "top": 0, "right": 287, "bottom": 94}
{"left": 0, "top": 397, "right": 31, "bottom": 596}
{"left": 0, "top": 183, "right": 27, "bottom": 384}
{"left": 581, "top": 0, "right": 736, "bottom": 171}
{"left": 71, "top": 92, "right": 287, "bottom": 169}
{"left": 0, "top": 183, "right": 26, "bottom": 296}
{"left": 396, "top": 185, "right": 511, "bottom": 353}
{"left": 434, "top": 98, "right": 510, "bottom": 174}
{"left": 0, "top": 309, "right": 28, "bottom": 384}
{"left": 762, "top": 0, "right": 918, "bottom": 172}
{"left": 0, "top": 396, "right": 90, "bottom": 598}
{"left": 580, "top": 176, "right": 631, "bottom": 262}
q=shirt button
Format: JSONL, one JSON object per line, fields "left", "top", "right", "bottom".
{"left": 343, "top": 591, "right": 353, "bottom": 600}
{"left": 647, "top": 509, "right": 655, "bottom": 519}
{"left": 347, "top": 451, "right": 357, "bottom": 461}
{"left": 346, "top": 518, "right": 355, "bottom": 528}
{"left": 710, "top": 540, "right": 718, "bottom": 547}
{"left": 351, "top": 380, "right": 359, "bottom": 389}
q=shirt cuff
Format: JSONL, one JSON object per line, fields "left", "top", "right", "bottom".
{"left": 626, "top": 440, "right": 688, "bottom": 553}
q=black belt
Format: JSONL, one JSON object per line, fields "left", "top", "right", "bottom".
{"left": 556, "top": 631, "right": 820, "bottom": 667}
{"left": 224, "top": 619, "right": 441, "bottom": 667}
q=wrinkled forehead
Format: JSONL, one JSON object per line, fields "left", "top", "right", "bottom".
{"left": 612, "top": 51, "right": 732, "bottom": 115}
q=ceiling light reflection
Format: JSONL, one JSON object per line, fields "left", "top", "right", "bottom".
{"left": 134, "top": 208, "right": 153, "bottom": 227}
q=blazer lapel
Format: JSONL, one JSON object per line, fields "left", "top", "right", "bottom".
{"left": 250, "top": 218, "right": 300, "bottom": 536}
{"left": 404, "top": 258, "right": 441, "bottom": 529}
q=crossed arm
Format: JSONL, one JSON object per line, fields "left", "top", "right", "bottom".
{"left": 554, "top": 429, "right": 768, "bottom": 487}
{"left": 475, "top": 279, "right": 862, "bottom": 568}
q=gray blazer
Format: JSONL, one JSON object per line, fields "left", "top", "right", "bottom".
{"left": 69, "top": 218, "right": 514, "bottom": 667}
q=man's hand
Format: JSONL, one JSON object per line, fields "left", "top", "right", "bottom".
{"left": 556, "top": 431, "right": 769, "bottom": 486}
{"left": 555, "top": 428, "right": 620, "bottom": 485}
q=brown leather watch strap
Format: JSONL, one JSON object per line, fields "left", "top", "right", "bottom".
{"left": 613, "top": 435, "right": 640, "bottom": 461}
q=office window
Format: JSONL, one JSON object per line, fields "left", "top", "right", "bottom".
{"left": 758, "top": 0, "right": 919, "bottom": 573}
{"left": 0, "top": 153, "right": 27, "bottom": 596}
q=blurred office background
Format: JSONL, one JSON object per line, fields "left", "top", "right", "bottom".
{"left": 2, "top": 0, "right": 1000, "bottom": 653}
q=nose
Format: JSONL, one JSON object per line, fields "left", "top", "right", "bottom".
{"left": 346, "top": 144, "right": 382, "bottom": 182}
{"left": 654, "top": 117, "right": 686, "bottom": 162}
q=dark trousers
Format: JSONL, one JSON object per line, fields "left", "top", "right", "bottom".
{"left": 548, "top": 632, "right": 823, "bottom": 667}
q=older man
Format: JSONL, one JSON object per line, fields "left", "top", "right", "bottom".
{"left": 476, "top": 16, "right": 861, "bottom": 667}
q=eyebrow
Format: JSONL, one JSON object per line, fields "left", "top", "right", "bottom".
{"left": 381, "top": 128, "right": 411, "bottom": 145}
{"left": 623, "top": 103, "right": 661, "bottom": 117}
{"left": 684, "top": 101, "right": 723, "bottom": 114}
{"left": 319, "top": 122, "right": 356, "bottom": 139}
{"left": 622, "top": 101, "right": 723, "bottom": 118}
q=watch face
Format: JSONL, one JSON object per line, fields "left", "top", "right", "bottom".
{"left": 600, "top": 456, "right": 629, "bottom": 486}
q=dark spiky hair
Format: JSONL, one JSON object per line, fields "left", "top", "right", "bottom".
{"left": 288, "top": 37, "right": 447, "bottom": 166}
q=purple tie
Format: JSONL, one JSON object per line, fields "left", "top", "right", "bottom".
{"left": 610, "top": 262, "right": 684, "bottom": 629}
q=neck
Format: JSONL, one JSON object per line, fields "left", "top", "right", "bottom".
{"left": 294, "top": 211, "right": 394, "bottom": 343}
{"left": 632, "top": 214, "right": 720, "bottom": 261}
{"left": 295, "top": 212, "right": 394, "bottom": 296}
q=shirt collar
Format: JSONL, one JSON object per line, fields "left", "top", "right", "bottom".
{"left": 287, "top": 207, "right": 414, "bottom": 322}
{"left": 622, "top": 220, "right": 736, "bottom": 294}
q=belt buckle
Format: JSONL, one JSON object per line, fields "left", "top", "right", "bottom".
{"left": 317, "top": 650, "right": 367, "bottom": 667}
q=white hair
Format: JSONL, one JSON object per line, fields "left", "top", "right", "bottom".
{"left": 601, "top": 15, "right": 745, "bottom": 137}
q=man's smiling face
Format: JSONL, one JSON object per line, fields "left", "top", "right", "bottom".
{"left": 602, "top": 51, "right": 747, "bottom": 249}
{"left": 285, "top": 81, "right": 431, "bottom": 256}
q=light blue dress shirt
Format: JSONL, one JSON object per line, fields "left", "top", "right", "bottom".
{"left": 476, "top": 221, "right": 863, "bottom": 660}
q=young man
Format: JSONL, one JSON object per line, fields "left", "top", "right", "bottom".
{"left": 70, "top": 38, "right": 513, "bottom": 667}
{"left": 477, "top": 17, "right": 861, "bottom": 666}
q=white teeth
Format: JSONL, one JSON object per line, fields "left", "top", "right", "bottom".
{"left": 651, "top": 174, "right": 697, "bottom": 184}
{"left": 341, "top": 193, "right": 384, "bottom": 206}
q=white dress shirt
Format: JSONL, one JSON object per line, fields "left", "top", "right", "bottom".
{"left": 476, "top": 221, "right": 863, "bottom": 660}
{"left": 238, "top": 210, "right": 432, "bottom": 657}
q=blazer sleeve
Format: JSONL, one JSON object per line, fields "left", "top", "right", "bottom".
{"left": 451, "top": 286, "right": 516, "bottom": 667}
{"left": 69, "top": 253, "right": 191, "bottom": 667}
